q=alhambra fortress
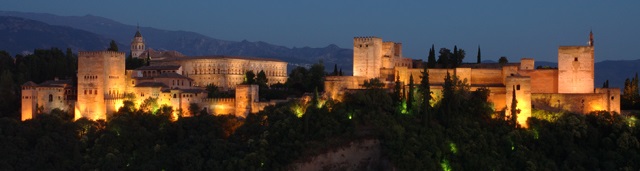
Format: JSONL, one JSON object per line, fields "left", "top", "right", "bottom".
{"left": 21, "top": 30, "right": 620, "bottom": 126}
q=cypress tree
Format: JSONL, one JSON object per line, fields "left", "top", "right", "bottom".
{"left": 407, "top": 74, "right": 414, "bottom": 111}
{"left": 419, "top": 64, "right": 431, "bottom": 121}
{"left": 393, "top": 75, "right": 402, "bottom": 104}
{"left": 510, "top": 85, "right": 519, "bottom": 128}
{"left": 108, "top": 40, "right": 118, "bottom": 52}
{"left": 477, "top": 46, "right": 481, "bottom": 64}
{"left": 452, "top": 46, "right": 458, "bottom": 68}
{"left": 333, "top": 64, "right": 338, "bottom": 76}
{"left": 428, "top": 44, "right": 436, "bottom": 68}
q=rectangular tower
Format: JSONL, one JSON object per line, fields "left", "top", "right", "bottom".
{"left": 557, "top": 46, "right": 594, "bottom": 93}
{"left": 75, "top": 51, "right": 126, "bottom": 120}
{"left": 353, "top": 37, "right": 383, "bottom": 79}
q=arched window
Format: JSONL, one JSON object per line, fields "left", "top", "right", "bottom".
{"left": 48, "top": 94, "right": 53, "bottom": 102}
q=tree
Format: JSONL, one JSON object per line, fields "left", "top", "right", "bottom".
{"left": 477, "top": 46, "right": 481, "bottom": 64}
{"left": 602, "top": 80, "right": 609, "bottom": 88}
{"left": 108, "top": 40, "right": 118, "bottom": 52}
{"left": 437, "top": 48, "right": 452, "bottom": 68}
{"left": 419, "top": 64, "right": 431, "bottom": 121}
{"left": 510, "top": 85, "right": 520, "bottom": 128}
{"left": 308, "top": 61, "right": 325, "bottom": 92}
{"left": 498, "top": 56, "right": 508, "bottom": 64}
{"left": 0, "top": 70, "right": 16, "bottom": 118}
{"left": 407, "top": 74, "right": 415, "bottom": 112}
{"left": 333, "top": 64, "right": 338, "bottom": 76}
{"left": 188, "top": 103, "right": 201, "bottom": 117}
{"left": 256, "top": 70, "right": 268, "bottom": 88}
{"left": 363, "top": 78, "right": 384, "bottom": 89}
{"left": 453, "top": 47, "right": 465, "bottom": 68}
{"left": 244, "top": 71, "right": 256, "bottom": 84}
{"left": 393, "top": 76, "right": 402, "bottom": 104}
{"left": 427, "top": 45, "right": 437, "bottom": 68}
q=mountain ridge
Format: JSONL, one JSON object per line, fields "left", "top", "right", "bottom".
{"left": 0, "top": 11, "right": 353, "bottom": 69}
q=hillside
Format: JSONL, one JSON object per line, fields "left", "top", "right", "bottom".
{"left": 0, "top": 16, "right": 115, "bottom": 55}
{"left": 0, "top": 11, "right": 353, "bottom": 69}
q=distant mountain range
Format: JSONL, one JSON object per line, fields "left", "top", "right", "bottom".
{"left": 0, "top": 16, "right": 117, "bottom": 55}
{"left": 0, "top": 11, "right": 637, "bottom": 89}
{"left": 0, "top": 11, "right": 353, "bottom": 70}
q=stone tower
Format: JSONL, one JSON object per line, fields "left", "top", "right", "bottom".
{"left": 131, "top": 26, "right": 145, "bottom": 58}
{"left": 557, "top": 32, "right": 595, "bottom": 93}
{"left": 353, "top": 37, "right": 383, "bottom": 79}
{"left": 21, "top": 82, "right": 37, "bottom": 121}
{"left": 505, "top": 76, "right": 531, "bottom": 128}
{"left": 75, "top": 51, "right": 126, "bottom": 120}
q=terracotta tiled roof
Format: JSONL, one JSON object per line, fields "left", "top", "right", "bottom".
{"left": 155, "top": 72, "right": 193, "bottom": 80}
{"left": 135, "top": 65, "right": 181, "bottom": 70}
{"left": 37, "top": 79, "right": 73, "bottom": 87}
{"left": 135, "top": 82, "right": 168, "bottom": 88}
{"left": 22, "top": 81, "right": 37, "bottom": 86}
{"left": 160, "top": 55, "right": 285, "bottom": 62}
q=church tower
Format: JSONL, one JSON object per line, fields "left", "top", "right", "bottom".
{"left": 130, "top": 26, "right": 145, "bottom": 58}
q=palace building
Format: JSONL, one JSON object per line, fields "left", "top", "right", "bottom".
{"left": 325, "top": 32, "right": 620, "bottom": 127}
{"left": 21, "top": 29, "right": 288, "bottom": 121}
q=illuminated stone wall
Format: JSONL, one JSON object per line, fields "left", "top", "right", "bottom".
{"left": 20, "top": 85, "right": 36, "bottom": 121}
{"left": 505, "top": 76, "right": 532, "bottom": 128}
{"left": 519, "top": 69, "right": 558, "bottom": 93}
{"left": 201, "top": 98, "right": 235, "bottom": 115}
{"left": 470, "top": 69, "right": 503, "bottom": 85}
{"left": 353, "top": 37, "right": 383, "bottom": 79}
{"left": 36, "top": 87, "right": 70, "bottom": 114}
{"left": 519, "top": 58, "right": 535, "bottom": 70}
{"left": 558, "top": 46, "right": 594, "bottom": 93}
{"left": 76, "top": 51, "right": 126, "bottom": 120}
{"left": 532, "top": 92, "right": 615, "bottom": 114}
{"left": 324, "top": 76, "right": 368, "bottom": 100}
{"left": 235, "top": 84, "right": 258, "bottom": 117}
{"left": 155, "top": 57, "right": 287, "bottom": 90}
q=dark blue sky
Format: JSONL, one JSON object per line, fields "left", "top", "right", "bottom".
{"left": 2, "top": 1, "right": 639, "bottom": 62}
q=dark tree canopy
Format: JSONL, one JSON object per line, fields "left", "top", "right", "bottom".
{"left": 108, "top": 40, "right": 118, "bottom": 52}
{"left": 498, "top": 56, "right": 509, "bottom": 64}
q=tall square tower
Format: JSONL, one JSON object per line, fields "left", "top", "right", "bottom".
{"left": 353, "top": 37, "right": 383, "bottom": 79}
{"left": 75, "top": 51, "right": 126, "bottom": 120}
{"left": 557, "top": 46, "right": 594, "bottom": 93}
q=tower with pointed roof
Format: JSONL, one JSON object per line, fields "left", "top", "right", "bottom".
{"left": 131, "top": 26, "right": 146, "bottom": 58}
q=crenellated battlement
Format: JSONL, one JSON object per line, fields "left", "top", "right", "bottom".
{"left": 79, "top": 51, "right": 126, "bottom": 58}
{"left": 353, "top": 36, "right": 380, "bottom": 43}
{"left": 203, "top": 98, "right": 235, "bottom": 103}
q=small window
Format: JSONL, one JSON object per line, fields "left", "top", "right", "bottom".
{"left": 574, "top": 57, "right": 578, "bottom": 61}
{"left": 48, "top": 94, "right": 53, "bottom": 102}
{"left": 611, "top": 96, "right": 615, "bottom": 100}
{"left": 516, "top": 85, "right": 521, "bottom": 90}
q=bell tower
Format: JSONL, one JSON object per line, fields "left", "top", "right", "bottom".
{"left": 130, "top": 25, "right": 145, "bottom": 58}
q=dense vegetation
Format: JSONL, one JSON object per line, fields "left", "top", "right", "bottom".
{"left": 0, "top": 49, "right": 78, "bottom": 119}
{"left": 2, "top": 48, "right": 640, "bottom": 170}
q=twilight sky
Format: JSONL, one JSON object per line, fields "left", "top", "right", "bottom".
{"left": 2, "top": 1, "right": 639, "bottom": 62}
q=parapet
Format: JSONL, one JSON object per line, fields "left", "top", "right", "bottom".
{"left": 79, "top": 51, "right": 126, "bottom": 58}
{"left": 353, "top": 36, "right": 381, "bottom": 43}
{"left": 520, "top": 58, "right": 535, "bottom": 70}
